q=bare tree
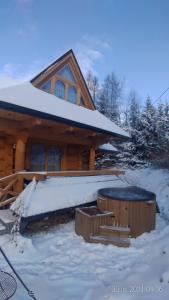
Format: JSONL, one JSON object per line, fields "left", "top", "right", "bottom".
{"left": 86, "top": 71, "right": 99, "bottom": 103}
{"left": 99, "top": 72, "right": 123, "bottom": 124}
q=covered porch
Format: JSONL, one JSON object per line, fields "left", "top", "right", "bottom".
{"left": 0, "top": 108, "right": 114, "bottom": 178}
{"left": 0, "top": 81, "right": 128, "bottom": 217}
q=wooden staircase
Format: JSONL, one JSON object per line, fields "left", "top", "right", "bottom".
{"left": 90, "top": 235, "right": 130, "bottom": 247}
{"left": 75, "top": 206, "right": 131, "bottom": 247}
{"left": 99, "top": 225, "right": 130, "bottom": 238}
{"left": 90, "top": 225, "right": 130, "bottom": 247}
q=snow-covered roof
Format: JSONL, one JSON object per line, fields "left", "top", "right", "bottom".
{"left": 0, "top": 75, "right": 24, "bottom": 89}
{"left": 11, "top": 175, "right": 127, "bottom": 217}
{"left": 0, "top": 82, "right": 129, "bottom": 138}
{"left": 98, "top": 143, "right": 118, "bottom": 152}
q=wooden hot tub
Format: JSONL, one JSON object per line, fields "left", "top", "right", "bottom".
{"left": 97, "top": 186, "right": 156, "bottom": 237}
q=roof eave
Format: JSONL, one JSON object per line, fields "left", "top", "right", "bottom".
{"left": 0, "top": 100, "right": 129, "bottom": 140}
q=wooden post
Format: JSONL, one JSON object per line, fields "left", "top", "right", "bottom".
{"left": 14, "top": 135, "right": 28, "bottom": 193}
{"left": 89, "top": 147, "right": 95, "bottom": 170}
{"left": 65, "top": 83, "right": 69, "bottom": 100}
{"left": 15, "top": 136, "right": 28, "bottom": 172}
{"left": 77, "top": 88, "right": 81, "bottom": 105}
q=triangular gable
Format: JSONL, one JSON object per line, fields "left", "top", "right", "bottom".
{"left": 31, "top": 49, "right": 95, "bottom": 110}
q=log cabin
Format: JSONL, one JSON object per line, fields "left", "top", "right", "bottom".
{"left": 0, "top": 50, "right": 129, "bottom": 193}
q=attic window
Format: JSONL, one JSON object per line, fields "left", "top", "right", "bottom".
{"left": 41, "top": 80, "right": 51, "bottom": 92}
{"left": 55, "top": 80, "right": 65, "bottom": 99}
{"left": 68, "top": 86, "right": 77, "bottom": 104}
{"left": 57, "top": 65, "right": 76, "bottom": 83}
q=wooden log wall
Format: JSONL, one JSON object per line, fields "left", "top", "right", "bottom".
{"left": 26, "top": 140, "right": 93, "bottom": 172}
{"left": 64, "top": 146, "right": 82, "bottom": 171}
{"left": 0, "top": 137, "right": 14, "bottom": 177}
{"left": 89, "top": 147, "right": 95, "bottom": 170}
{"left": 0, "top": 135, "right": 96, "bottom": 178}
{"left": 15, "top": 135, "right": 28, "bottom": 172}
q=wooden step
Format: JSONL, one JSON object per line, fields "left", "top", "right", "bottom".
{"left": 99, "top": 225, "right": 130, "bottom": 238}
{"left": 90, "top": 234, "right": 130, "bottom": 247}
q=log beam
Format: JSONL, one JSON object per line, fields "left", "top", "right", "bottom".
{"left": 22, "top": 118, "right": 42, "bottom": 129}
{"left": 89, "top": 147, "right": 96, "bottom": 170}
{"left": 15, "top": 135, "right": 28, "bottom": 172}
{"left": 14, "top": 135, "right": 28, "bottom": 193}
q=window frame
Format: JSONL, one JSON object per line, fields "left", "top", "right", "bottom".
{"left": 41, "top": 80, "right": 51, "bottom": 93}
{"left": 39, "top": 65, "right": 88, "bottom": 108}
{"left": 56, "top": 65, "right": 76, "bottom": 84}
{"left": 67, "top": 86, "right": 77, "bottom": 104}
{"left": 54, "top": 80, "right": 65, "bottom": 100}
{"left": 27, "top": 143, "right": 62, "bottom": 172}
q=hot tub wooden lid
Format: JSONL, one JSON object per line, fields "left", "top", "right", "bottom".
{"left": 98, "top": 186, "right": 156, "bottom": 202}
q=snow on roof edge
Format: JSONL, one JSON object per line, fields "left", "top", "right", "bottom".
{"left": 0, "top": 82, "right": 129, "bottom": 139}
{"left": 98, "top": 143, "right": 118, "bottom": 152}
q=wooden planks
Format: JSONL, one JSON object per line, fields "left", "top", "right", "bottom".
{"left": 75, "top": 206, "right": 130, "bottom": 247}
{"left": 0, "top": 196, "right": 17, "bottom": 208}
{"left": 97, "top": 195, "right": 156, "bottom": 238}
{"left": 0, "top": 178, "right": 18, "bottom": 198}
{"left": 17, "top": 169, "right": 125, "bottom": 179}
{"left": 75, "top": 207, "right": 113, "bottom": 241}
{"left": 89, "top": 147, "right": 95, "bottom": 170}
{"left": 128, "top": 200, "right": 156, "bottom": 237}
{"left": 0, "top": 173, "right": 19, "bottom": 208}
{"left": 0, "top": 137, "right": 14, "bottom": 177}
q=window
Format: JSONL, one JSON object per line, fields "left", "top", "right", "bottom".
{"left": 41, "top": 80, "right": 51, "bottom": 92}
{"left": 29, "top": 144, "right": 61, "bottom": 171}
{"left": 80, "top": 96, "right": 85, "bottom": 107}
{"left": 68, "top": 86, "right": 77, "bottom": 104}
{"left": 57, "top": 65, "right": 76, "bottom": 83}
{"left": 30, "top": 145, "right": 45, "bottom": 171}
{"left": 55, "top": 80, "right": 65, "bottom": 99}
{"left": 47, "top": 147, "right": 60, "bottom": 171}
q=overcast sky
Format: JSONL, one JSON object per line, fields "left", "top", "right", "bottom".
{"left": 0, "top": 0, "right": 169, "bottom": 101}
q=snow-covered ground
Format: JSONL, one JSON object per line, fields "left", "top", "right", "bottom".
{"left": 1, "top": 167, "right": 169, "bottom": 300}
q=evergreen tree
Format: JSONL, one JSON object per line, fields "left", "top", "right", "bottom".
{"left": 156, "top": 102, "right": 169, "bottom": 153}
{"left": 127, "top": 90, "right": 141, "bottom": 158}
{"left": 137, "top": 96, "right": 157, "bottom": 160}
{"left": 87, "top": 70, "right": 169, "bottom": 168}
{"left": 98, "top": 72, "right": 123, "bottom": 124}
{"left": 128, "top": 90, "right": 140, "bottom": 129}
{"left": 119, "top": 90, "right": 142, "bottom": 166}
{"left": 97, "top": 89, "right": 108, "bottom": 116}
